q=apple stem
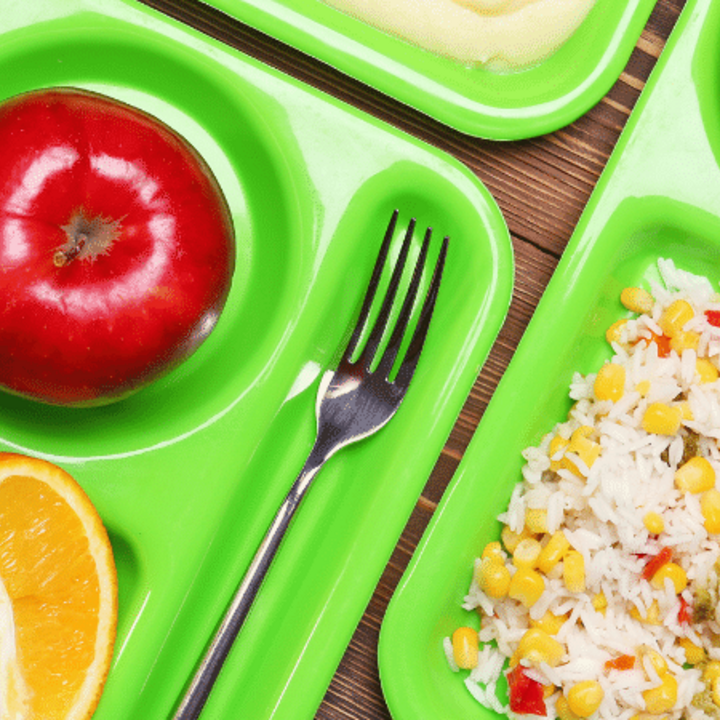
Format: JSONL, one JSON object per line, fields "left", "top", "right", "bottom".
{"left": 54, "top": 235, "right": 87, "bottom": 267}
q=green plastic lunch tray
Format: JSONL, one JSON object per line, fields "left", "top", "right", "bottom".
{"left": 200, "top": 0, "right": 657, "bottom": 139}
{"left": 0, "top": 1, "right": 514, "bottom": 718}
{"left": 379, "top": 0, "right": 720, "bottom": 716}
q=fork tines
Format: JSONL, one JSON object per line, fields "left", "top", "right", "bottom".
{"left": 345, "top": 210, "right": 448, "bottom": 387}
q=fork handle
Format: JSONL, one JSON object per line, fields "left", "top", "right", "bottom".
{"left": 171, "top": 452, "right": 326, "bottom": 720}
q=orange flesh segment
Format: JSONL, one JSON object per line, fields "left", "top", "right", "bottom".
{"left": 0, "top": 468, "right": 113, "bottom": 719}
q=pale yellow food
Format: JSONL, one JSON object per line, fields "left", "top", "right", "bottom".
{"left": 323, "top": 0, "right": 596, "bottom": 69}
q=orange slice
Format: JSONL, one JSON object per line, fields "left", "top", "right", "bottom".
{"left": 0, "top": 452, "right": 117, "bottom": 719}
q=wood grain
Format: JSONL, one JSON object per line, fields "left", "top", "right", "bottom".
{"left": 138, "top": 0, "right": 686, "bottom": 716}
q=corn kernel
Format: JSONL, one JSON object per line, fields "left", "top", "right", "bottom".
{"left": 561, "top": 459, "right": 584, "bottom": 479}
{"left": 451, "top": 626, "right": 479, "bottom": 669}
{"left": 594, "top": 363, "right": 626, "bottom": 402}
{"left": 543, "top": 684, "right": 557, "bottom": 699}
{"left": 679, "top": 637, "right": 705, "bottom": 665}
{"left": 530, "top": 611, "right": 568, "bottom": 635}
{"left": 481, "top": 541, "right": 505, "bottom": 563}
{"left": 549, "top": 434, "right": 570, "bottom": 471}
{"left": 643, "top": 511, "right": 665, "bottom": 534}
{"left": 670, "top": 330, "right": 700, "bottom": 354}
{"left": 526, "top": 508, "right": 549, "bottom": 534}
{"left": 569, "top": 426, "right": 598, "bottom": 450}
{"left": 606, "top": 319, "right": 628, "bottom": 345}
{"left": 556, "top": 695, "right": 580, "bottom": 720}
{"left": 696, "top": 358, "right": 719, "bottom": 384}
{"left": 635, "top": 380, "right": 651, "bottom": 397}
{"left": 712, "top": 676, "right": 720, "bottom": 707}
{"left": 513, "top": 538, "right": 542, "bottom": 569}
{"left": 592, "top": 592, "right": 608, "bottom": 612}
{"left": 538, "top": 531, "right": 570, "bottom": 574}
{"left": 650, "top": 562, "right": 687, "bottom": 594}
{"left": 563, "top": 551, "right": 586, "bottom": 593}
{"left": 630, "top": 600, "right": 662, "bottom": 625}
{"left": 642, "top": 403, "right": 682, "bottom": 436}
{"left": 517, "top": 627, "right": 565, "bottom": 667}
{"left": 659, "top": 299, "right": 694, "bottom": 337}
{"left": 558, "top": 452, "right": 582, "bottom": 478}
{"left": 642, "top": 673, "right": 678, "bottom": 714}
{"left": 680, "top": 401, "right": 694, "bottom": 421}
{"left": 566, "top": 680, "right": 604, "bottom": 717}
{"left": 501, "top": 525, "right": 534, "bottom": 554}
{"left": 508, "top": 567, "right": 545, "bottom": 608}
{"left": 700, "top": 489, "right": 720, "bottom": 533}
{"left": 475, "top": 557, "right": 511, "bottom": 598}
{"left": 646, "top": 600, "right": 661, "bottom": 624}
{"left": 704, "top": 661, "right": 720, "bottom": 683}
{"left": 501, "top": 525, "right": 519, "bottom": 553}
{"left": 641, "top": 648, "right": 669, "bottom": 677}
{"left": 675, "top": 456, "right": 716, "bottom": 494}
{"left": 621, "top": 287, "right": 654, "bottom": 314}
{"left": 564, "top": 427, "right": 601, "bottom": 476}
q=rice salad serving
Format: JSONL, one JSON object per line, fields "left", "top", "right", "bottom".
{"left": 446, "top": 259, "right": 720, "bottom": 720}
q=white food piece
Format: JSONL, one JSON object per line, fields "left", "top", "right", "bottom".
{"left": 0, "top": 578, "right": 27, "bottom": 720}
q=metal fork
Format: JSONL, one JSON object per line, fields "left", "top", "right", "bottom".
{"left": 172, "top": 210, "right": 449, "bottom": 720}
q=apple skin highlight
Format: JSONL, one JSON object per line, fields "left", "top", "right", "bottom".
{"left": 0, "top": 88, "right": 236, "bottom": 406}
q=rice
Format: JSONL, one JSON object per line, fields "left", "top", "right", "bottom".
{"left": 446, "top": 259, "right": 720, "bottom": 720}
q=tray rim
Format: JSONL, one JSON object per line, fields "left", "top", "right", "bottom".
{"left": 198, "top": 0, "right": 658, "bottom": 140}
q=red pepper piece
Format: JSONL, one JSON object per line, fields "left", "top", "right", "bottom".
{"left": 641, "top": 546, "right": 673, "bottom": 581}
{"left": 507, "top": 665, "right": 547, "bottom": 716}
{"left": 652, "top": 333, "right": 673, "bottom": 358}
{"left": 636, "top": 332, "right": 672, "bottom": 358}
{"left": 604, "top": 654, "right": 635, "bottom": 671}
{"left": 678, "top": 596, "right": 692, "bottom": 625}
{"left": 706, "top": 310, "right": 720, "bottom": 327}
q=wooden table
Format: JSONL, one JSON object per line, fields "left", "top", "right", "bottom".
{"left": 139, "top": 1, "right": 686, "bottom": 716}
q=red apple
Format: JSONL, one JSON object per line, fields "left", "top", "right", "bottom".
{"left": 0, "top": 88, "right": 235, "bottom": 406}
